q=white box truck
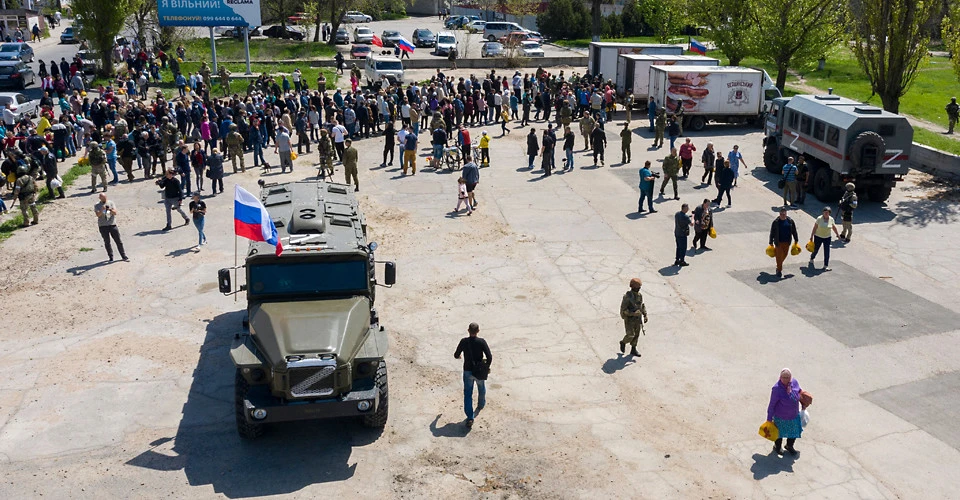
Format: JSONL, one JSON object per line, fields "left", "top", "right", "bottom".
{"left": 648, "top": 65, "right": 782, "bottom": 131}
{"left": 587, "top": 42, "right": 683, "bottom": 82}
{"left": 616, "top": 54, "right": 720, "bottom": 104}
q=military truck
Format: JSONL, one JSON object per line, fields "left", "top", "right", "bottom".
{"left": 217, "top": 180, "right": 397, "bottom": 439}
{"left": 763, "top": 94, "right": 912, "bottom": 202}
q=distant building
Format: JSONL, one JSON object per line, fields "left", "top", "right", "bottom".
{"left": 0, "top": 8, "right": 46, "bottom": 36}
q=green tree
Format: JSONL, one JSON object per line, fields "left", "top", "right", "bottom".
{"left": 750, "top": 0, "right": 847, "bottom": 91}
{"left": 690, "top": 0, "right": 753, "bottom": 65}
{"left": 639, "top": 0, "right": 688, "bottom": 43}
{"left": 125, "top": 0, "right": 157, "bottom": 51}
{"left": 851, "top": 0, "right": 939, "bottom": 113}
{"left": 536, "top": 0, "right": 589, "bottom": 40}
{"left": 592, "top": 0, "right": 603, "bottom": 42}
{"left": 941, "top": 2, "right": 960, "bottom": 83}
{"left": 620, "top": 0, "right": 646, "bottom": 37}
{"left": 72, "top": 0, "right": 131, "bottom": 76}
{"left": 602, "top": 14, "right": 624, "bottom": 38}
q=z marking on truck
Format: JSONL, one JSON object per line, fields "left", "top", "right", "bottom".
{"left": 882, "top": 149, "right": 903, "bottom": 169}
{"left": 788, "top": 130, "right": 800, "bottom": 149}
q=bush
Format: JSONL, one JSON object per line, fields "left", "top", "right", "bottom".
{"left": 602, "top": 14, "right": 624, "bottom": 39}
{"left": 536, "top": 0, "right": 590, "bottom": 40}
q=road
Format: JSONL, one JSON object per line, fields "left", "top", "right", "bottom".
{"left": 1, "top": 54, "right": 959, "bottom": 498}
{"left": 12, "top": 22, "right": 83, "bottom": 102}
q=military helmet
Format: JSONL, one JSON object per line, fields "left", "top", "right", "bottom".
{"left": 16, "top": 164, "right": 28, "bottom": 176}
{"left": 89, "top": 141, "right": 99, "bottom": 147}
{"left": 845, "top": 182, "right": 856, "bottom": 191}
{"left": 230, "top": 123, "right": 238, "bottom": 130}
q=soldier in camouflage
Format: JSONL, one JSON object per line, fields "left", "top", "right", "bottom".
{"left": 219, "top": 66, "right": 231, "bottom": 96}
{"left": 12, "top": 165, "right": 39, "bottom": 227}
{"left": 88, "top": 141, "right": 108, "bottom": 192}
{"left": 225, "top": 123, "right": 245, "bottom": 173}
{"left": 619, "top": 278, "right": 647, "bottom": 357}
{"left": 317, "top": 128, "right": 334, "bottom": 179}
{"left": 653, "top": 108, "right": 666, "bottom": 149}
{"left": 660, "top": 147, "right": 681, "bottom": 200}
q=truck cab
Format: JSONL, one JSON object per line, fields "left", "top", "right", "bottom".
{"left": 219, "top": 181, "right": 397, "bottom": 438}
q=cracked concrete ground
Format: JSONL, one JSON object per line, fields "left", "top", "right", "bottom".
{"left": 1, "top": 89, "right": 959, "bottom": 498}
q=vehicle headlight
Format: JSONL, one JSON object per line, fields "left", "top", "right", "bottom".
{"left": 252, "top": 409, "right": 267, "bottom": 420}
{"left": 357, "top": 401, "right": 372, "bottom": 411}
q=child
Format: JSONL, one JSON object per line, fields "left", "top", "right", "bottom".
{"left": 455, "top": 177, "right": 472, "bottom": 215}
{"left": 500, "top": 106, "right": 510, "bottom": 135}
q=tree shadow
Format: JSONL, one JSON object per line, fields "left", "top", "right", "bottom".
{"left": 750, "top": 451, "right": 798, "bottom": 480}
{"left": 601, "top": 354, "right": 636, "bottom": 374}
{"left": 429, "top": 414, "right": 470, "bottom": 438}
{"left": 125, "top": 311, "right": 380, "bottom": 498}
{"left": 893, "top": 197, "right": 960, "bottom": 227}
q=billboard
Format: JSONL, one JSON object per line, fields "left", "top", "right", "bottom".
{"left": 157, "top": 0, "right": 261, "bottom": 27}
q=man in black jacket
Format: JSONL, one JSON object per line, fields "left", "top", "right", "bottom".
{"left": 454, "top": 323, "right": 492, "bottom": 429}
{"left": 40, "top": 147, "right": 64, "bottom": 198}
{"left": 157, "top": 169, "right": 189, "bottom": 231}
{"left": 769, "top": 207, "right": 799, "bottom": 277}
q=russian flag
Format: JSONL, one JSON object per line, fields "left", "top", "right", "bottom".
{"left": 234, "top": 185, "right": 283, "bottom": 256}
{"left": 371, "top": 34, "right": 383, "bottom": 47}
{"left": 690, "top": 39, "right": 706, "bottom": 55}
{"left": 396, "top": 36, "right": 415, "bottom": 54}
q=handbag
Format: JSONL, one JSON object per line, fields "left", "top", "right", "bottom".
{"left": 466, "top": 340, "right": 489, "bottom": 380}
{"left": 778, "top": 179, "right": 786, "bottom": 189}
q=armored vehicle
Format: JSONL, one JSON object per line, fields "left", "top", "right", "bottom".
{"left": 763, "top": 94, "right": 912, "bottom": 202}
{"left": 218, "top": 180, "right": 396, "bottom": 439}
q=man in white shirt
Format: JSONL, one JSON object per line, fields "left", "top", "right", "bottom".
{"left": 331, "top": 120, "right": 347, "bottom": 162}
{"left": 2, "top": 104, "right": 16, "bottom": 127}
{"left": 292, "top": 68, "right": 302, "bottom": 92}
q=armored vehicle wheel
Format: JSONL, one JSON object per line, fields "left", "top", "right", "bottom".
{"left": 689, "top": 116, "right": 706, "bottom": 132}
{"left": 866, "top": 185, "right": 892, "bottom": 202}
{"left": 235, "top": 370, "right": 265, "bottom": 439}
{"left": 361, "top": 360, "right": 388, "bottom": 428}
{"left": 763, "top": 142, "right": 781, "bottom": 174}
{"left": 812, "top": 166, "right": 842, "bottom": 202}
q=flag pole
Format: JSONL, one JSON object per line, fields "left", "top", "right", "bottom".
{"left": 234, "top": 233, "right": 238, "bottom": 303}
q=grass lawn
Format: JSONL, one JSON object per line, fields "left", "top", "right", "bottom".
{"left": 181, "top": 37, "right": 337, "bottom": 62}
{"left": 92, "top": 62, "right": 338, "bottom": 100}
{"left": 554, "top": 35, "right": 687, "bottom": 48}
{"left": 0, "top": 161, "right": 91, "bottom": 242}
{"left": 913, "top": 128, "right": 960, "bottom": 156}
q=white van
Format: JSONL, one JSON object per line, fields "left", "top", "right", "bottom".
{"left": 482, "top": 22, "right": 524, "bottom": 42}
{"left": 364, "top": 55, "right": 404, "bottom": 88}
{"left": 434, "top": 31, "right": 457, "bottom": 56}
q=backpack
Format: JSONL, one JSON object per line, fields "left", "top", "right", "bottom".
{"left": 88, "top": 146, "right": 105, "bottom": 164}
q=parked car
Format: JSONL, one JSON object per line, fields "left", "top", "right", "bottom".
{"left": 334, "top": 27, "right": 350, "bottom": 45}
{"left": 482, "top": 22, "right": 525, "bottom": 42}
{"left": 287, "top": 12, "right": 308, "bottom": 24}
{"left": 354, "top": 27, "right": 374, "bottom": 44}
{"left": 343, "top": 11, "right": 372, "bottom": 23}
{"left": 412, "top": 29, "right": 435, "bottom": 47}
{"left": 0, "top": 61, "right": 35, "bottom": 89}
{"left": 60, "top": 26, "right": 79, "bottom": 44}
{"left": 364, "top": 55, "right": 404, "bottom": 88}
{"left": 0, "top": 92, "right": 36, "bottom": 119}
{"left": 481, "top": 41, "right": 505, "bottom": 58}
{"left": 519, "top": 41, "right": 545, "bottom": 58}
{"left": 500, "top": 31, "right": 540, "bottom": 47}
{"left": 0, "top": 43, "right": 34, "bottom": 63}
{"left": 444, "top": 16, "right": 472, "bottom": 29}
{"left": 434, "top": 31, "right": 457, "bottom": 56}
{"left": 464, "top": 20, "right": 486, "bottom": 33}
{"left": 351, "top": 45, "right": 371, "bottom": 59}
{"left": 76, "top": 50, "right": 101, "bottom": 75}
{"left": 215, "top": 26, "right": 260, "bottom": 38}
{"left": 381, "top": 30, "right": 402, "bottom": 47}
{"left": 263, "top": 25, "right": 304, "bottom": 40}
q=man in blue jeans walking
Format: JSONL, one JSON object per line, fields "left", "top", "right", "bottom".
{"left": 454, "top": 323, "right": 492, "bottom": 429}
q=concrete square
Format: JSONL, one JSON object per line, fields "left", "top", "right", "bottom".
{"left": 729, "top": 261, "right": 960, "bottom": 347}
{"left": 863, "top": 371, "right": 960, "bottom": 451}
{"left": 708, "top": 211, "right": 773, "bottom": 235}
